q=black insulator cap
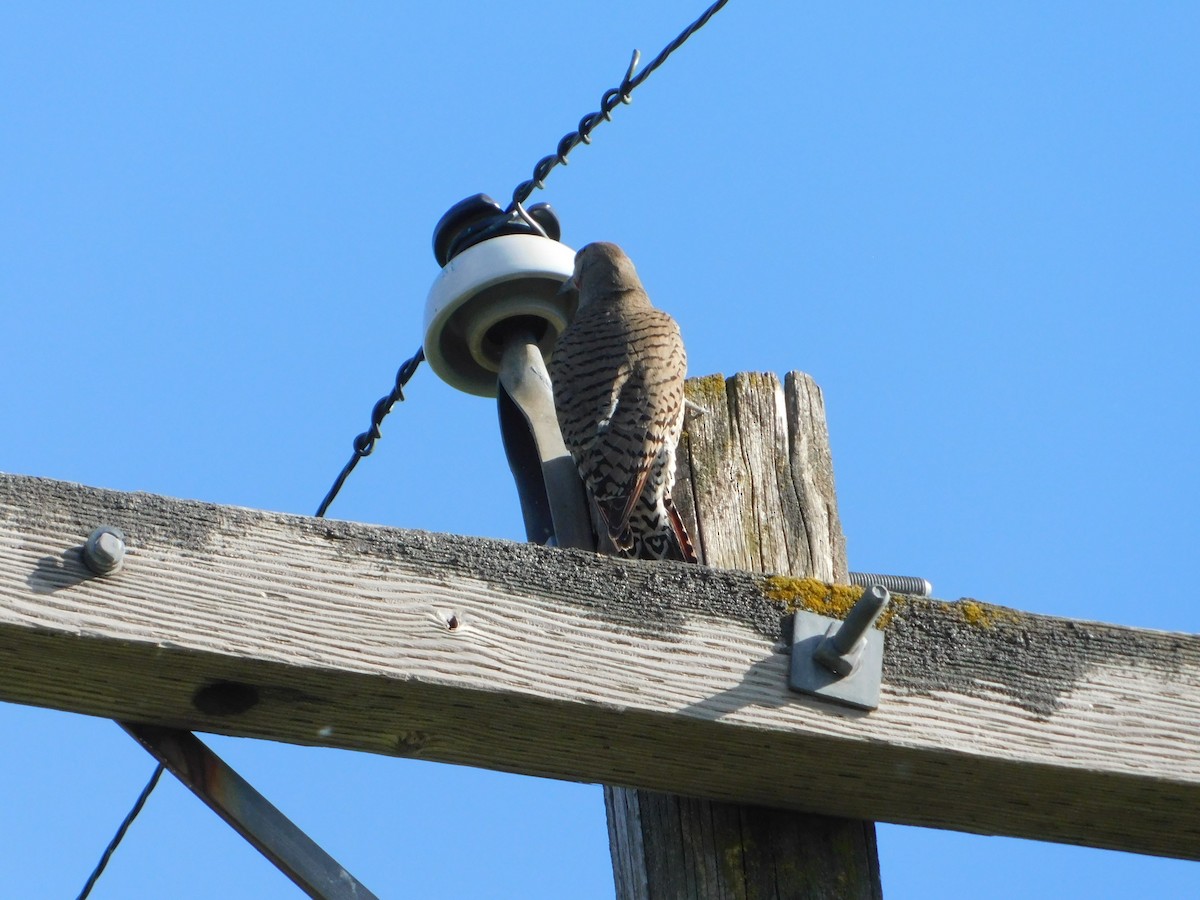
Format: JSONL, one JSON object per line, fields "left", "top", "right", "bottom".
{"left": 526, "top": 203, "right": 562, "bottom": 242}
{"left": 432, "top": 193, "right": 563, "bottom": 267}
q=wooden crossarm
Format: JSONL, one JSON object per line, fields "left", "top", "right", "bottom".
{"left": 2, "top": 471, "right": 1198, "bottom": 859}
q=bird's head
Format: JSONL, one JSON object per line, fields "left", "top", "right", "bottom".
{"left": 560, "top": 242, "right": 645, "bottom": 309}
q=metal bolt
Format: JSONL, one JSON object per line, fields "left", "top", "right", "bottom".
{"left": 813, "top": 584, "right": 890, "bottom": 677}
{"left": 849, "top": 571, "right": 932, "bottom": 597}
{"left": 82, "top": 525, "right": 126, "bottom": 575}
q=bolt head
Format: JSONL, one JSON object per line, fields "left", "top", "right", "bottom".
{"left": 84, "top": 526, "right": 126, "bottom": 574}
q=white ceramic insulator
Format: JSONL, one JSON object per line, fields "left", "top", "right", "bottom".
{"left": 423, "top": 234, "right": 577, "bottom": 397}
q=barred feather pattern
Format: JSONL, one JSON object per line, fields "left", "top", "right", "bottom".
{"left": 549, "top": 243, "right": 696, "bottom": 563}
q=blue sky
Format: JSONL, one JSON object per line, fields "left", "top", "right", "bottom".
{"left": 2, "top": 3, "right": 1198, "bottom": 897}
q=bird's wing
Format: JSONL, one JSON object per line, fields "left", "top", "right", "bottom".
{"left": 587, "top": 360, "right": 657, "bottom": 542}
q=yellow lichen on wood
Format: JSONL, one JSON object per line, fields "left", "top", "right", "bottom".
{"left": 763, "top": 580, "right": 1024, "bottom": 632}
{"left": 761, "top": 576, "right": 905, "bottom": 628}
{"left": 686, "top": 372, "right": 728, "bottom": 405}
{"left": 762, "top": 575, "right": 857, "bottom": 615}
{"left": 955, "top": 599, "right": 1021, "bottom": 629}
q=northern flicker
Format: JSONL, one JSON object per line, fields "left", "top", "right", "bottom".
{"left": 549, "top": 242, "right": 697, "bottom": 563}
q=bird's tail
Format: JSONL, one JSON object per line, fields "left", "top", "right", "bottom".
{"left": 664, "top": 496, "right": 698, "bottom": 564}
{"left": 623, "top": 496, "right": 697, "bottom": 564}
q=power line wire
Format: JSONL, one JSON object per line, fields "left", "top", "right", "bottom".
{"left": 317, "top": 0, "right": 730, "bottom": 518}
{"left": 315, "top": 347, "right": 425, "bottom": 518}
{"left": 507, "top": 0, "right": 730, "bottom": 211}
{"left": 72, "top": 4, "right": 732, "bottom": 897}
{"left": 77, "top": 763, "right": 165, "bottom": 900}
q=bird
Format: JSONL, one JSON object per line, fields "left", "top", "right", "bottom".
{"left": 549, "top": 242, "right": 697, "bottom": 563}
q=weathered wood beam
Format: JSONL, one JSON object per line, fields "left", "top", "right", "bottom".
{"left": 2, "top": 471, "right": 1198, "bottom": 860}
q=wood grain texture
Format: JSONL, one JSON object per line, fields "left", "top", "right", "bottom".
{"left": 2, "top": 460, "right": 1199, "bottom": 859}
{"left": 606, "top": 371, "right": 879, "bottom": 900}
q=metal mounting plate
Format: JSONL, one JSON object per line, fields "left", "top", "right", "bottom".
{"left": 789, "top": 610, "right": 885, "bottom": 711}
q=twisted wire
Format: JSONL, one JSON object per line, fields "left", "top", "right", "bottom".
{"left": 507, "top": 0, "right": 730, "bottom": 211}
{"left": 75, "top": 7, "right": 733, "bottom": 897}
{"left": 314, "top": 1, "right": 730, "bottom": 515}
{"left": 73, "top": 344, "right": 423, "bottom": 895}
{"left": 315, "top": 346, "right": 425, "bottom": 518}
{"left": 77, "top": 763, "right": 165, "bottom": 900}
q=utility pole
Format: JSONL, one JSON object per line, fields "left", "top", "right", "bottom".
{"left": 604, "top": 371, "right": 882, "bottom": 899}
{"left": 420, "top": 202, "right": 884, "bottom": 896}
{"left": 420, "top": 200, "right": 883, "bottom": 895}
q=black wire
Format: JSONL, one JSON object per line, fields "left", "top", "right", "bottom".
{"left": 68, "top": 347, "right": 422, "bottom": 896}
{"left": 77, "top": 763, "right": 166, "bottom": 900}
{"left": 507, "top": 0, "right": 731, "bottom": 211}
{"left": 73, "top": 9, "right": 729, "bottom": 897}
{"left": 315, "top": 2, "right": 729, "bottom": 517}
{"left": 315, "top": 346, "right": 425, "bottom": 518}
